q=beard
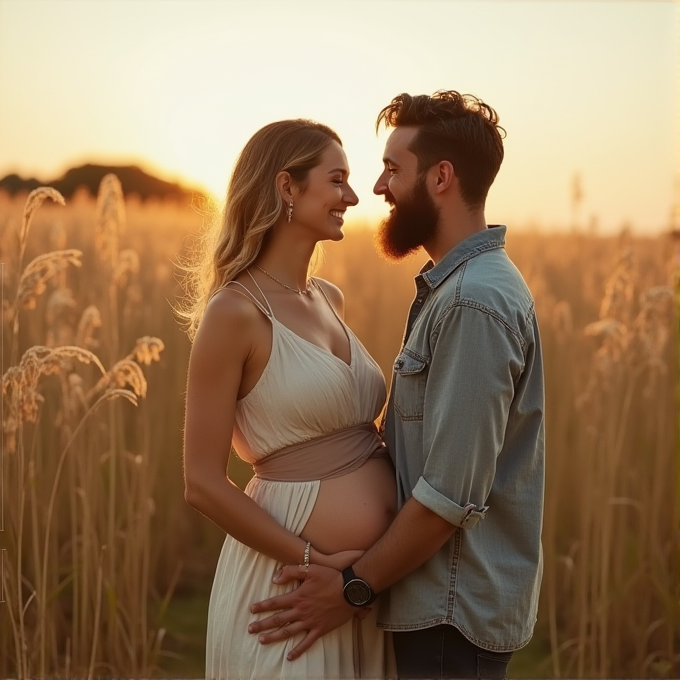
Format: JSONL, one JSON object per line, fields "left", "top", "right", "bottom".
{"left": 375, "top": 176, "right": 440, "bottom": 260}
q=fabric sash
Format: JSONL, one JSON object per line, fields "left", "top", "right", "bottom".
{"left": 253, "top": 422, "right": 388, "bottom": 482}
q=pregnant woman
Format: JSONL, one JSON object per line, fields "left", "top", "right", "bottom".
{"left": 181, "top": 119, "right": 396, "bottom": 679}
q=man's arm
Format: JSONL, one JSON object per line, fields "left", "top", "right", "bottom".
{"left": 249, "top": 304, "right": 523, "bottom": 658}
{"left": 346, "top": 496, "right": 455, "bottom": 591}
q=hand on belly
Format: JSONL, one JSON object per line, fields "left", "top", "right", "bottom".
{"left": 300, "top": 457, "right": 397, "bottom": 554}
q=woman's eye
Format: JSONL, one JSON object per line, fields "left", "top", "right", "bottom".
{"left": 332, "top": 179, "right": 343, "bottom": 185}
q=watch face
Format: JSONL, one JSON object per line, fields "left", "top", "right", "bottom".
{"left": 345, "top": 579, "right": 371, "bottom": 606}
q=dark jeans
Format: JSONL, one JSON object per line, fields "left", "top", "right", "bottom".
{"left": 393, "top": 624, "right": 514, "bottom": 679}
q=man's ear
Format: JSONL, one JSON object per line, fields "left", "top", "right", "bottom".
{"left": 432, "top": 161, "right": 456, "bottom": 194}
{"left": 275, "top": 171, "right": 294, "bottom": 202}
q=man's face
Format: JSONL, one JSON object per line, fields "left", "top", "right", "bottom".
{"left": 373, "top": 127, "right": 440, "bottom": 260}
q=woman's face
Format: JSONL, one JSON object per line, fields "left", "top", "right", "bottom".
{"left": 290, "top": 141, "right": 359, "bottom": 242}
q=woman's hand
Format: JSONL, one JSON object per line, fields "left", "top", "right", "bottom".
{"left": 312, "top": 549, "right": 365, "bottom": 571}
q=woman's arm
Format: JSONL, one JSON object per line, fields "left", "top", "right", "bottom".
{"left": 183, "top": 289, "right": 311, "bottom": 565}
{"left": 183, "top": 288, "right": 363, "bottom": 569}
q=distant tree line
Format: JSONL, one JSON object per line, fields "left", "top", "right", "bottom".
{"left": 0, "top": 164, "right": 205, "bottom": 203}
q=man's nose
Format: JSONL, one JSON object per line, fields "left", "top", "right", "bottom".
{"left": 373, "top": 171, "right": 388, "bottom": 196}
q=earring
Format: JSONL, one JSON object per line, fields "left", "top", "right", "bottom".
{"left": 287, "top": 200, "right": 293, "bottom": 223}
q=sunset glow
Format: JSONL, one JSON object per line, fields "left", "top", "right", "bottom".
{"left": 0, "top": 0, "right": 676, "bottom": 232}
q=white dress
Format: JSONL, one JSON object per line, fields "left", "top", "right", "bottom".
{"left": 205, "top": 279, "right": 392, "bottom": 679}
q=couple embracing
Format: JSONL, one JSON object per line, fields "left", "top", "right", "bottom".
{"left": 182, "top": 89, "right": 545, "bottom": 680}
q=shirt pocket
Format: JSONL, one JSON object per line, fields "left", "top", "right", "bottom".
{"left": 393, "top": 348, "right": 428, "bottom": 421}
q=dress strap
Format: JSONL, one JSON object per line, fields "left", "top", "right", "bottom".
{"left": 211, "top": 279, "right": 272, "bottom": 318}
{"left": 312, "top": 278, "right": 345, "bottom": 326}
{"left": 245, "top": 270, "right": 275, "bottom": 317}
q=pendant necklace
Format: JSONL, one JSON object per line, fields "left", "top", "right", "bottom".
{"left": 254, "top": 265, "right": 311, "bottom": 295}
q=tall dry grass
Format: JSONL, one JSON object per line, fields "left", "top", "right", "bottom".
{"left": 1, "top": 180, "right": 170, "bottom": 678}
{"left": 505, "top": 232, "right": 678, "bottom": 678}
{"left": 0, "top": 185, "right": 677, "bottom": 678}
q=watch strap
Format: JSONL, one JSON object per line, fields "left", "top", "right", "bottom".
{"left": 342, "top": 566, "right": 356, "bottom": 585}
{"left": 342, "top": 566, "right": 377, "bottom": 606}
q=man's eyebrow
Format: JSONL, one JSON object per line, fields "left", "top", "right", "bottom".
{"left": 383, "top": 157, "right": 398, "bottom": 167}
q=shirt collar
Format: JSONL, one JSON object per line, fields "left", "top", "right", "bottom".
{"left": 418, "top": 225, "right": 507, "bottom": 290}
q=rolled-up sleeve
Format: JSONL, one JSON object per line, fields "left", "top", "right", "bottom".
{"left": 413, "top": 303, "right": 525, "bottom": 529}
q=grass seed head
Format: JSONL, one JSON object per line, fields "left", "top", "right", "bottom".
{"left": 20, "top": 187, "right": 66, "bottom": 251}
{"left": 599, "top": 248, "right": 635, "bottom": 322}
{"left": 95, "top": 174, "right": 125, "bottom": 266}
{"left": 8, "top": 346, "right": 108, "bottom": 422}
{"left": 2, "top": 366, "right": 23, "bottom": 397}
{"left": 630, "top": 285, "right": 674, "bottom": 375}
{"left": 89, "top": 359, "right": 148, "bottom": 401}
{"left": 17, "top": 249, "right": 82, "bottom": 310}
{"left": 45, "top": 345, "right": 107, "bottom": 375}
{"left": 97, "top": 387, "right": 138, "bottom": 408}
{"left": 76, "top": 305, "right": 102, "bottom": 350}
{"left": 129, "top": 336, "right": 165, "bottom": 365}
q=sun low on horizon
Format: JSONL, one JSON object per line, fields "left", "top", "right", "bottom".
{"left": 0, "top": 0, "right": 676, "bottom": 233}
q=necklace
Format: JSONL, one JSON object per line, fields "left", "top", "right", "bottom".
{"left": 254, "top": 265, "right": 311, "bottom": 295}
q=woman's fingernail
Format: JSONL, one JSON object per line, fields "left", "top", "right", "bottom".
{"left": 259, "top": 635, "right": 266, "bottom": 643}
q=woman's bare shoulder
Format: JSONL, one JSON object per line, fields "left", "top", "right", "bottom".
{"left": 193, "top": 285, "right": 264, "bottom": 358}
{"left": 205, "top": 285, "right": 263, "bottom": 324}
{"left": 313, "top": 277, "right": 345, "bottom": 317}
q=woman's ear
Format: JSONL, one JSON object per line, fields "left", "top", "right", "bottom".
{"left": 275, "top": 171, "right": 294, "bottom": 202}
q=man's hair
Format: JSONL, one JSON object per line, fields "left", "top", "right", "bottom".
{"left": 376, "top": 90, "right": 506, "bottom": 209}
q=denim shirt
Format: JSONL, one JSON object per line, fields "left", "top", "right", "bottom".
{"left": 378, "top": 226, "right": 545, "bottom": 652}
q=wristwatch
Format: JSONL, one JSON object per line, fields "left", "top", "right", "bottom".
{"left": 342, "top": 566, "right": 377, "bottom": 606}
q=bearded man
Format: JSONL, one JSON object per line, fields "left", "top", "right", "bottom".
{"left": 249, "top": 90, "right": 546, "bottom": 680}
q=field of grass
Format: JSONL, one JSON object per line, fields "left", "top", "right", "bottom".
{"left": 0, "top": 180, "right": 677, "bottom": 678}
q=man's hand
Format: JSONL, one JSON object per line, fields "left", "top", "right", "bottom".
{"left": 248, "top": 563, "right": 369, "bottom": 660}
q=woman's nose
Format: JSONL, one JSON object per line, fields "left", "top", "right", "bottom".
{"left": 344, "top": 184, "right": 359, "bottom": 206}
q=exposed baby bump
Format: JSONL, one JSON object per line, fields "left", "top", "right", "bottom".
{"left": 300, "top": 457, "right": 397, "bottom": 554}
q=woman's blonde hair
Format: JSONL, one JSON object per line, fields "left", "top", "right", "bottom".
{"left": 178, "top": 119, "right": 342, "bottom": 340}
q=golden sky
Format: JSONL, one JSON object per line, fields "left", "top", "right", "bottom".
{"left": 0, "top": 0, "right": 676, "bottom": 233}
